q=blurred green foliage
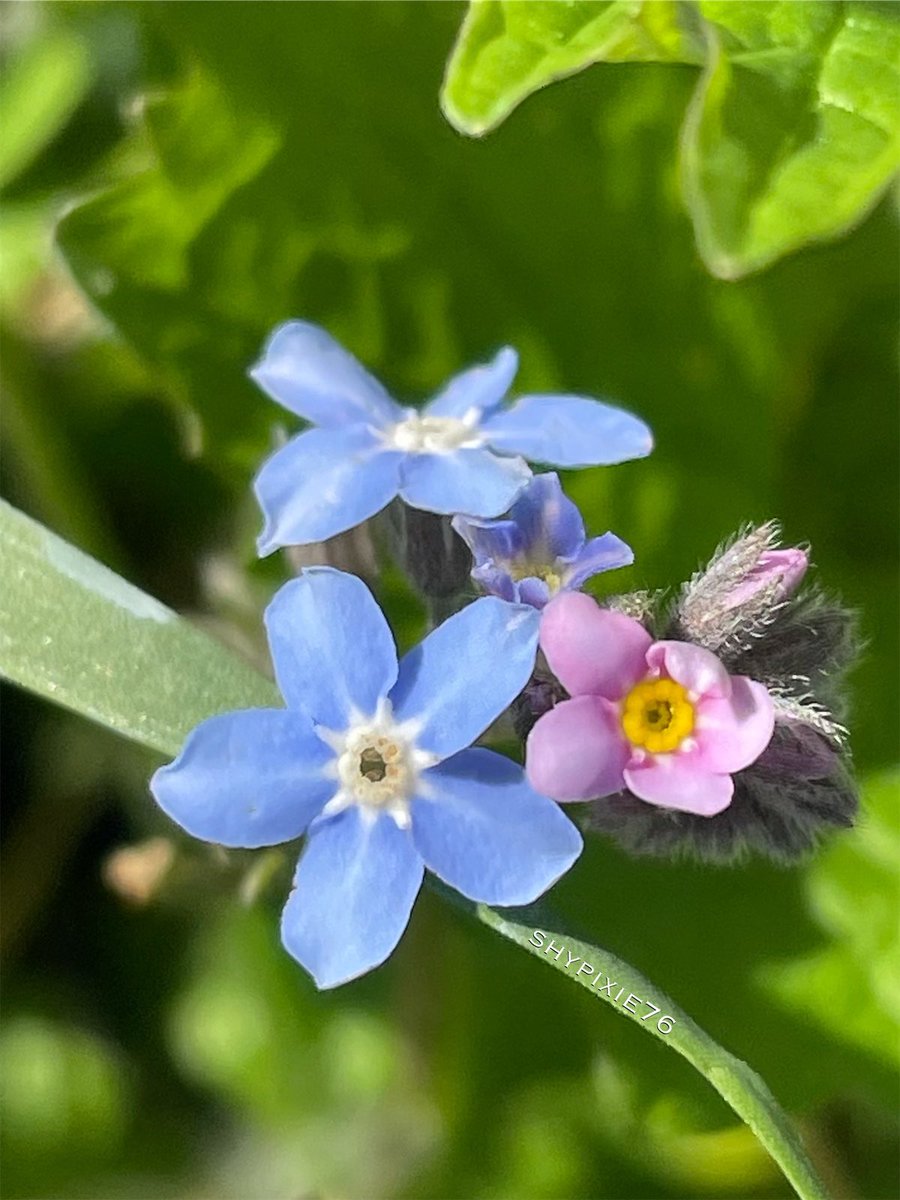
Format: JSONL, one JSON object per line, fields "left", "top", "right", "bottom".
{"left": 1, "top": 2, "right": 897, "bottom": 1198}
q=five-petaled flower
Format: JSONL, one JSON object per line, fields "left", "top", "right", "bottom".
{"left": 151, "top": 568, "right": 582, "bottom": 988}
{"left": 452, "top": 472, "right": 633, "bottom": 608}
{"left": 250, "top": 322, "right": 653, "bottom": 554}
{"left": 526, "top": 592, "right": 775, "bottom": 815}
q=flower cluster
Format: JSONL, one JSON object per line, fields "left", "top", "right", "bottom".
{"left": 524, "top": 524, "right": 859, "bottom": 863}
{"left": 151, "top": 325, "right": 859, "bottom": 987}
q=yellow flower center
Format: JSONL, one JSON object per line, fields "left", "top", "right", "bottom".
{"left": 621, "top": 679, "right": 695, "bottom": 754}
{"left": 509, "top": 562, "right": 563, "bottom": 592}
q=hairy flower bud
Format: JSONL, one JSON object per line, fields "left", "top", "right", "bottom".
{"left": 672, "top": 522, "right": 806, "bottom": 657}
{"left": 722, "top": 547, "right": 808, "bottom": 610}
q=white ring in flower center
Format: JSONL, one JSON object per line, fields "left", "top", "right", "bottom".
{"left": 338, "top": 728, "right": 416, "bottom": 806}
{"left": 317, "top": 699, "right": 437, "bottom": 828}
{"left": 386, "top": 407, "right": 484, "bottom": 454}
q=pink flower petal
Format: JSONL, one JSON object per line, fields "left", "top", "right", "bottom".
{"left": 526, "top": 695, "right": 630, "bottom": 802}
{"left": 723, "top": 548, "right": 808, "bottom": 609}
{"left": 540, "top": 592, "right": 651, "bottom": 700}
{"left": 646, "top": 640, "right": 731, "bottom": 699}
{"left": 624, "top": 756, "right": 733, "bottom": 816}
{"left": 693, "top": 677, "right": 775, "bottom": 773}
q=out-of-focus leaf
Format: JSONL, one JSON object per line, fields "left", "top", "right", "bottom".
{"left": 442, "top": 0, "right": 900, "bottom": 276}
{"left": 0, "top": 500, "right": 278, "bottom": 756}
{"left": 760, "top": 770, "right": 900, "bottom": 1067}
{"left": 0, "top": 1017, "right": 130, "bottom": 1159}
{"left": 441, "top": 0, "right": 704, "bottom": 135}
{"left": 59, "top": 69, "right": 279, "bottom": 291}
{"left": 56, "top": 68, "right": 281, "bottom": 459}
{"left": 0, "top": 28, "right": 91, "bottom": 190}
{"left": 684, "top": 1, "right": 900, "bottom": 278}
{"left": 0, "top": 203, "right": 50, "bottom": 311}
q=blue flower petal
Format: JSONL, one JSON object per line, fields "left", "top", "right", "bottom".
{"left": 453, "top": 475, "right": 584, "bottom": 574}
{"left": 510, "top": 472, "right": 585, "bottom": 558}
{"left": 451, "top": 514, "right": 525, "bottom": 565}
{"left": 250, "top": 321, "right": 403, "bottom": 428}
{"left": 411, "top": 748, "right": 582, "bottom": 905}
{"left": 254, "top": 426, "right": 403, "bottom": 554}
{"left": 280, "top": 807, "right": 424, "bottom": 988}
{"left": 564, "top": 532, "right": 634, "bottom": 589}
{"left": 399, "top": 448, "right": 531, "bottom": 518}
{"left": 390, "top": 597, "right": 539, "bottom": 760}
{"left": 516, "top": 576, "right": 552, "bottom": 608}
{"left": 482, "top": 394, "right": 653, "bottom": 468}
{"left": 151, "top": 709, "right": 334, "bottom": 848}
{"left": 425, "top": 346, "right": 518, "bottom": 419}
{"left": 470, "top": 562, "right": 518, "bottom": 603}
{"left": 265, "top": 568, "right": 398, "bottom": 728}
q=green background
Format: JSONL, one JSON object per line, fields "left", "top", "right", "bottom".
{"left": 1, "top": 3, "right": 897, "bottom": 1197}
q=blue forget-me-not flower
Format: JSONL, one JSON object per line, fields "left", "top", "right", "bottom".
{"left": 250, "top": 322, "right": 653, "bottom": 554}
{"left": 150, "top": 568, "right": 582, "bottom": 988}
{"left": 453, "top": 473, "right": 634, "bottom": 608}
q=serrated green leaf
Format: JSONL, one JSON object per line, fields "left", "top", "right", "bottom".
{"left": 442, "top": 0, "right": 704, "bottom": 135}
{"left": 684, "top": 1, "right": 900, "bottom": 278}
{"left": 0, "top": 500, "right": 279, "bottom": 756}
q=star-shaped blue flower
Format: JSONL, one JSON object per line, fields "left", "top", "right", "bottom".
{"left": 452, "top": 473, "right": 634, "bottom": 608}
{"left": 150, "top": 568, "right": 582, "bottom": 988}
{"left": 250, "top": 322, "right": 653, "bottom": 554}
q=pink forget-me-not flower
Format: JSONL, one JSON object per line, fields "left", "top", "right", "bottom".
{"left": 452, "top": 472, "right": 633, "bottom": 609}
{"left": 526, "top": 592, "right": 775, "bottom": 816}
{"left": 250, "top": 322, "right": 653, "bottom": 554}
{"left": 151, "top": 568, "right": 582, "bottom": 988}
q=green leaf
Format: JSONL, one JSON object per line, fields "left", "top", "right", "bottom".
{"left": 442, "top": 0, "right": 900, "bottom": 276}
{"left": 0, "top": 500, "right": 279, "bottom": 757}
{"left": 760, "top": 771, "right": 900, "bottom": 1069}
{"left": 56, "top": 67, "right": 281, "bottom": 460}
{"left": 0, "top": 28, "right": 91, "bottom": 190}
{"left": 436, "top": 884, "right": 830, "bottom": 1200}
{"left": 683, "top": 1, "right": 900, "bottom": 277}
{"left": 442, "top": 0, "right": 704, "bottom": 135}
{"left": 0, "top": 498, "right": 829, "bottom": 1198}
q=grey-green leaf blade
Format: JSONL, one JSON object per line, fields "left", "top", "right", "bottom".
{"left": 0, "top": 500, "right": 279, "bottom": 757}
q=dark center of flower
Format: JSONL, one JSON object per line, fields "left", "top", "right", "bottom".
{"left": 359, "top": 746, "right": 387, "bottom": 783}
{"left": 643, "top": 700, "right": 673, "bottom": 730}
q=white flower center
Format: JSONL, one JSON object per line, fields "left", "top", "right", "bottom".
{"left": 317, "top": 700, "right": 437, "bottom": 828}
{"left": 386, "top": 407, "right": 483, "bottom": 454}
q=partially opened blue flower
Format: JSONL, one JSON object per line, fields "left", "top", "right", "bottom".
{"left": 453, "top": 473, "right": 634, "bottom": 608}
{"left": 250, "top": 321, "right": 653, "bottom": 554}
{"left": 151, "top": 568, "right": 582, "bottom": 988}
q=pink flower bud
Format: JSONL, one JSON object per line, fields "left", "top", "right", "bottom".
{"left": 723, "top": 548, "right": 808, "bottom": 610}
